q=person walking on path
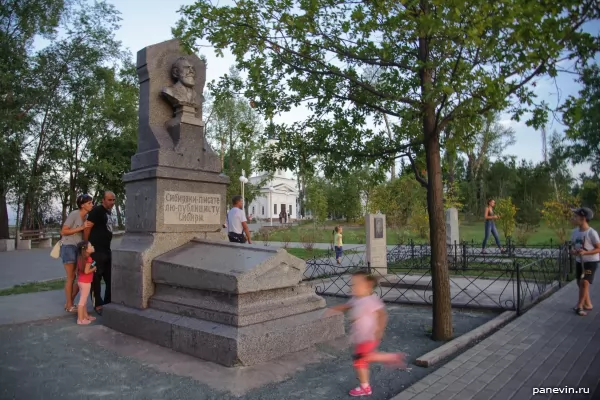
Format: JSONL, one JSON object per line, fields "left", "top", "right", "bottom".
{"left": 326, "top": 271, "right": 406, "bottom": 397}
{"left": 333, "top": 225, "right": 343, "bottom": 265}
{"left": 59, "top": 194, "right": 93, "bottom": 313}
{"left": 75, "top": 240, "right": 97, "bottom": 325}
{"left": 84, "top": 191, "right": 116, "bottom": 316}
{"left": 571, "top": 207, "right": 600, "bottom": 316}
{"left": 482, "top": 199, "right": 504, "bottom": 254}
{"left": 227, "top": 195, "right": 252, "bottom": 244}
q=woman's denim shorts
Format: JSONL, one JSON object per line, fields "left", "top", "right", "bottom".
{"left": 60, "top": 244, "right": 78, "bottom": 264}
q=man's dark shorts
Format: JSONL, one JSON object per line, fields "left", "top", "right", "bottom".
{"left": 576, "top": 262, "right": 598, "bottom": 284}
{"left": 228, "top": 232, "right": 246, "bottom": 243}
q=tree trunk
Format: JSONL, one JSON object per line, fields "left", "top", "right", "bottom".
{"left": 418, "top": 0, "right": 452, "bottom": 340}
{"left": 0, "top": 191, "right": 9, "bottom": 240}
{"left": 424, "top": 113, "right": 453, "bottom": 341}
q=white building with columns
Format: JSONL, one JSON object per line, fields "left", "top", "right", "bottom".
{"left": 247, "top": 139, "right": 299, "bottom": 222}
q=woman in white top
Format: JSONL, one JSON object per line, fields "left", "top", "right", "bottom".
{"left": 60, "top": 194, "right": 93, "bottom": 312}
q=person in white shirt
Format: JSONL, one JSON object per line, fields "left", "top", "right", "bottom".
{"left": 226, "top": 195, "right": 252, "bottom": 244}
{"left": 570, "top": 207, "right": 600, "bottom": 316}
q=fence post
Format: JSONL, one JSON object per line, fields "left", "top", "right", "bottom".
{"left": 367, "top": 261, "right": 371, "bottom": 275}
{"left": 516, "top": 261, "right": 521, "bottom": 316}
{"left": 462, "top": 241, "right": 467, "bottom": 271}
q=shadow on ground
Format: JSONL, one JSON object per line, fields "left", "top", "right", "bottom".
{"left": 0, "top": 297, "right": 497, "bottom": 400}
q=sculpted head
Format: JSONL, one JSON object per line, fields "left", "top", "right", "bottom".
{"left": 172, "top": 57, "right": 195, "bottom": 88}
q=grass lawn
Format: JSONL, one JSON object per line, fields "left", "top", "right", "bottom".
{"left": 285, "top": 247, "right": 359, "bottom": 260}
{"left": 268, "top": 219, "right": 600, "bottom": 245}
{"left": 0, "top": 278, "right": 66, "bottom": 296}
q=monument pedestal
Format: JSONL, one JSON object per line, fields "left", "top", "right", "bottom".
{"left": 105, "top": 240, "right": 344, "bottom": 366}
{"left": 104, "top": 38, "right": 344, "bottom": 366}
{"left": 0, "top": 239, "right": 15, "bottom": 252}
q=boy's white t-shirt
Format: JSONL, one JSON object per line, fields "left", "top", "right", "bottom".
{"left": 227, "top": 207, "right": 247, "bottom": 234}
{"left": 571, "top": 228, "right": 600, "bottom": 263}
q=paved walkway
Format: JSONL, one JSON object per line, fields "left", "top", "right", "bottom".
{"left": 0, "top": 286, "right": 105, "bottom": 325}
{"left": 392, "top": 279, "right": 600, "bottom": 400}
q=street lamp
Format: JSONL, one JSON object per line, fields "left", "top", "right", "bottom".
{"left": 239, "top": 170, "right": 249, "bottom": 212}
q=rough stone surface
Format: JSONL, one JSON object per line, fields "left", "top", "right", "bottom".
{"left": 103, "top": 303, "right": 344, "bottom": 367}
{"left": 150, "top": 283, "right": 324, "bottom": 326}
{"left": 366, "top": 213, "right": 387, "bottom": 274}
{"left": 0, "top": 239, "right": 15, "bottom": 252}
{"left": 391, "top": 280, "right": 600, "bottom": 400}
{"left": 16, "top": 240, "right": 31, "bottom": 250}
{"left": 152, "top": 240, "right": 305, "bottom": 294}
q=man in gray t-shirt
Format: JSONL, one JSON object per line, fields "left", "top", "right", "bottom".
{"left": 570, "top": 207, "right": 600, "bottom": 316}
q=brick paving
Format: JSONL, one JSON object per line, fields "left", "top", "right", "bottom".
{"left": 391, "top": 280, "right": 600, "bottom": 400}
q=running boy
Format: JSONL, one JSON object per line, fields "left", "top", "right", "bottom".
{"left": 327, "top": 271, "right": 406, "bottom": 396}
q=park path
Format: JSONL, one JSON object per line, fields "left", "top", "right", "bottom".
{"left": 391, "top": 279, "right": 600, "bottom": 400}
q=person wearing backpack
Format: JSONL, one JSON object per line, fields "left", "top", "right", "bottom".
{"left": 571, "top": 207, "right": 600, "bottom": 316}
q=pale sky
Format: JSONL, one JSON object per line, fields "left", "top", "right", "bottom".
{"left": 10, "top": 0, "right": 596, "bottom": 223}
{"left": 110, "top": 0, "right": 594, "bottom": 172}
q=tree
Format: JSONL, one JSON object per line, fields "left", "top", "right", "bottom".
{"left": 563, "top": 65, "right": 600, "bottom": 175}
{"left": 175, "top": 0, "right": 599, "bottom": 340}
{"left": 0, "top": 0, "right": 67, "bottom": 238}
{"left": 305, "top": 176, "right": 327, "bottom": 224}
{"left": 542, "top": 195, "right": 579, "bottom": 243}
{"left": 18, "top": 0, "right": 123, "bottom": 229}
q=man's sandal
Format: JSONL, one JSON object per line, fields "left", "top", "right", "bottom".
{"left": 64, "top": 306, "right": 77, "bottom": 313}
{"left": 573, "top": 307, "right": 593, "bottom": 312}
{"left": 575, "top": 308, "right": 588, "bottom": 316}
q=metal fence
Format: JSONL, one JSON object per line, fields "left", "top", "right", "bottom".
{"left": 303, "top": 240, "right": 571, "bottom": 314}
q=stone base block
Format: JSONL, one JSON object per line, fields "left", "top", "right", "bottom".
{"left": 17, "top": 240, "right": 31, "bottom": 250}
{"left": 103, "top": 303, "right": 345, "bottom": 367}
{"left": 149, "top": 283, "right": 326, "bottom": 326}
{"left": 38, "top": 238, "right": 52, "bottom": 248}
{"left": 0, "top": 239, "right": 15, "bottom": 252}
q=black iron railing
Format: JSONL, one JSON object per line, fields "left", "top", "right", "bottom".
{"left": 302, "top": 240, "right": 570, "bottom": 313}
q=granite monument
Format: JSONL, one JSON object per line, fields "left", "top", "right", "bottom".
{"left": 103, "top": 39, "right": 344, "bottom": 367}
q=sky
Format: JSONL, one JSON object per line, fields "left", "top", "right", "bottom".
{"left": 109, "top": 0, "right": 594, "bottom": 170}
{"left": 9, "top": 0, "right": 596, "bottom": 223}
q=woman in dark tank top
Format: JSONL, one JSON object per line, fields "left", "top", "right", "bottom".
{"left": 482, "top": 199, "right": 504, "bottom": 254}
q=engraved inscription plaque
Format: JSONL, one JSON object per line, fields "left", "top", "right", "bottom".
{"left": 163, "top": 191, "right": 221, "bottom": 225}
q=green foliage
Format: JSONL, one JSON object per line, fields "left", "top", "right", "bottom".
{"left": 495, "top": 197, "right": 517, "bottom": 240}
{"left": 305, "top": 177, "right": 328, "bottom": 224}
{"left": 369, "top": 175, "right": 426, "bottom": 228}
{"left": 408, "top": 204, "right": 430, "bottom": 240}
{"left": 542, "top": 195, "right": 579, "bottom": 243}
{"left": 563, "top": 65, "right": 600, "bottom": 175}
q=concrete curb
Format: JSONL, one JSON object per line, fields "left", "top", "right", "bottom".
{"left": 415, "top": 310, "right": 516, "bottom": 368}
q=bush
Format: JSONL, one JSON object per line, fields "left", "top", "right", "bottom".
{"left": 281, "top": 230, "right": 292, "bottom": 249}
{"left": 514, "top": 224, "right": 535, "bottom": 246}
{"left": 300, "top": 230, "right": 316, "bottom": 251}
{"left": 542, "top": 196, "right": 578, "bottom": 243}
{"left": 495, "top": 197, "right": 517, "bottom": 240}
{"left": 408, "top": 205, "right": 429, "bottom": 239}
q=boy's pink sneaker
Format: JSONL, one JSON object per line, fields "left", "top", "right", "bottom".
{"left": 349, "top": 385, "right": 372, "bottom": 396}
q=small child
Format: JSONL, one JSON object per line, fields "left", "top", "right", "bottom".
{"left": 76, "top": 240, "right": 97, "bottom": 325}
{"left": 333, "top": 226, "right": 343, "bottom": 265}
{"left": 327, "top": 271, "right": 406, "bottom": 397}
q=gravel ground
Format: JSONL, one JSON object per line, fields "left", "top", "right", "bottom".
{"left": 0, "top": 298, "right": 497, "bottom": 400}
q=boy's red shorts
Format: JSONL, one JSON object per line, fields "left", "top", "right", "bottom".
{"left": 352, "top": 341, "right": 379, "bottom": 368}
